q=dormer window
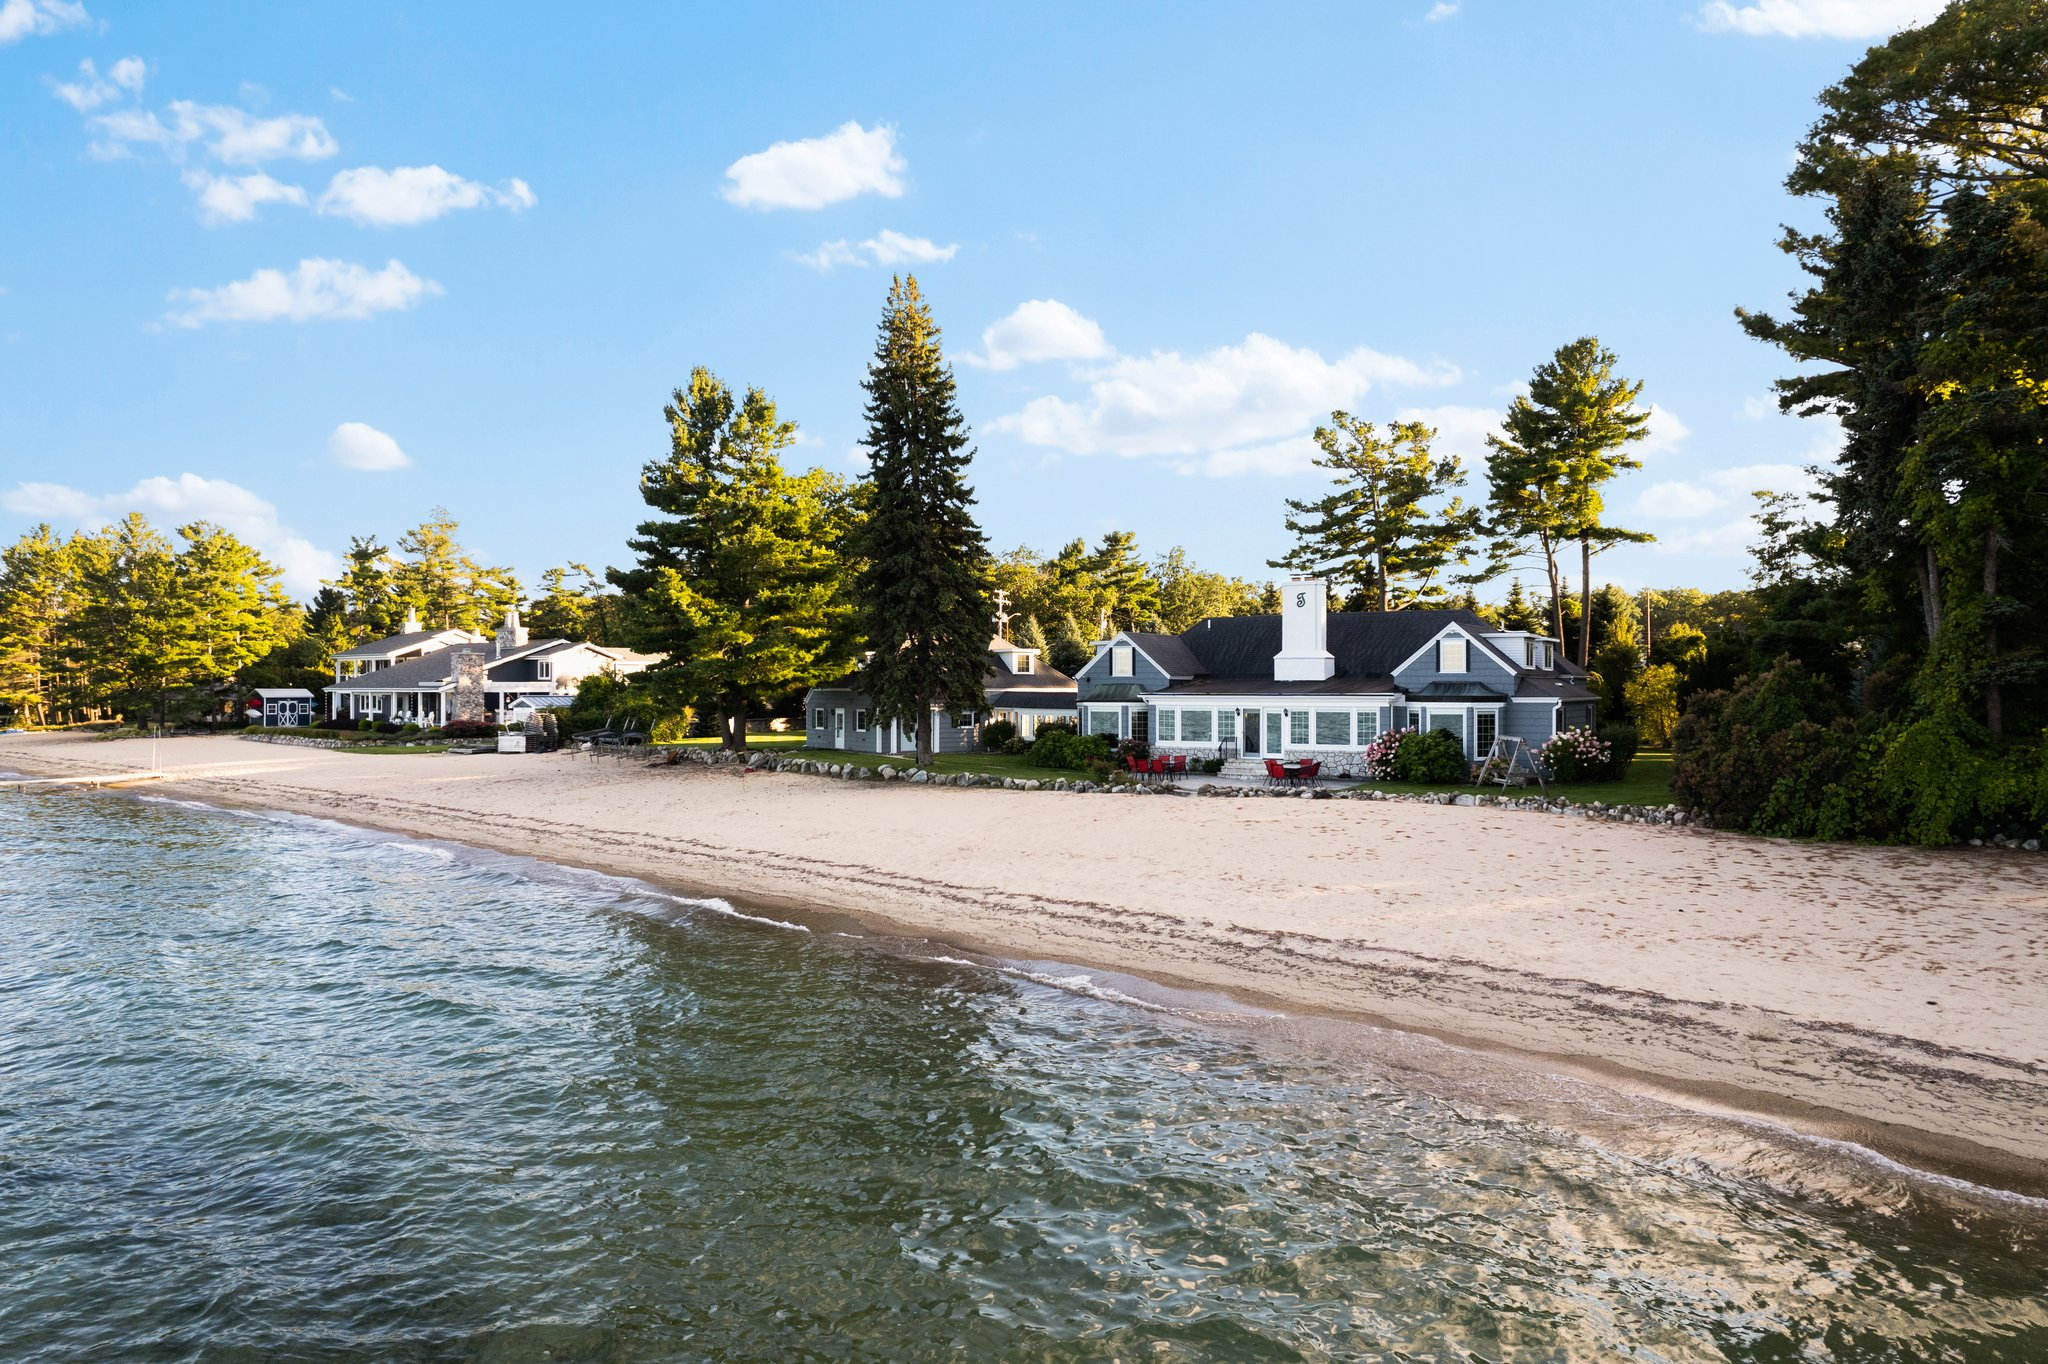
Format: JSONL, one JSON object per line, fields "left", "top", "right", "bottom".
{"left": 537, "top": 661, "right": 553, "bottom": 681}
{"left": 1111, "top": 644, "right": 1133, "bottom": 678}
{"left": 1016, "top": 654, "right": 1033, "bottom": 674}
{"left": 1439, "top": 638, "right": 1467, "bottom": 673}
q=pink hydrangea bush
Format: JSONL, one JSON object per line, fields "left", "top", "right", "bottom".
{"left": 1360, "top": 726, "right": 1413, "bottom": 780}
{"left": 1535, "top": 726, "right": 1611, "bottom": 783}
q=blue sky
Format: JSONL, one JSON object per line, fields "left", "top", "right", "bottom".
{"left": 0, "top": 0, "right": 1945, "bottom": 599}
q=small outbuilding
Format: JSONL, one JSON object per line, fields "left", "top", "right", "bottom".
{"left": 247, "top": 688, "right": 317, "bottom": 728}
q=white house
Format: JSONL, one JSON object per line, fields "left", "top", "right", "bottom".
{"left": 326, "top": 606, "right": 658, "bottom": 726}
{"left": 802, "top": 636, "right": 1079, "bottom": 754}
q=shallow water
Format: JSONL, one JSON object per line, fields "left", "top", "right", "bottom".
{"left": 1, "top": 790, "right": 2044, "bottom": 1362}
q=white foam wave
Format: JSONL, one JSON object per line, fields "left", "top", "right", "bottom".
{"left": 669, "top": 894, "right": 811, "bottom": 934}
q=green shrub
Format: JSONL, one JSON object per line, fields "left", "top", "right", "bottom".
{"left": 1671, "top": 661, "right": 1860, "bottom": 836}
{"left": 981, "top": 719, "right": 1018, "bottom": 751}
{"left": 356, "top": 718, "right": 374, "bottom": 732}
{"left": 1535, "top": 726, "right": 1611, "bottom": 783}
{"left": 1028, "top": 729, "right": 1110, "bottom": 770}
{"left": 1197, "top": 757, "right": 1224, "bottom": 776}
{"left": 399, "top": 722, "right": 420, "bottom": 736}
{"left": 1595, "top": 722, "right": 1638, "bottom": 781}
{"left": 1391, "top": 728, "right": 1467, "bottom": 783}
{"left": 1000, "top": 736, "right": 1029, "bottom": 755}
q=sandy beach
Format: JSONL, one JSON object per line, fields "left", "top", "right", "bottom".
{"left": 7, "top": 730, "right": 2046, "bottom": 1193}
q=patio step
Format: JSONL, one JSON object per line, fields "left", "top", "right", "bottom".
{"left": 1218, "top": 758, "right": 1271, "bottom": 781}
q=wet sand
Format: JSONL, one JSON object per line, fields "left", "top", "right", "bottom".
{"left": 8, "top": 731, "right": 2046, "bottom": 1194}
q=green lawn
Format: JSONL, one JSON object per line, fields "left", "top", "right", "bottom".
{"left": 662, "top": 733, "right": 808, "bottom": 751}
{"left": 781, "top": 746, "right": 1056, "bottom": 781}
{"left": 335, "top": 743, "right": 451, "bottom": 755}
{"left": 1350, "top": 750, "right": 1675, "bottom": 806}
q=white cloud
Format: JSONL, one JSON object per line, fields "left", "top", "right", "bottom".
{"left": 1392, "top": 403, "right": 1503, "bottom": 464}
{"left": 862, "top": 228, "right": 955, "bottom": 265}
{"left": 316, "top": 164, "right": 537, "bottom": 227}
{"left": 327, "top": 421, "right": 411, "bottom": 471}
{"left": 796, "top": 228, "right": 957, "bottom": 272}
{"left": 1424, "top": 2, "right": 1459, "bottom": 20}
{"left": 0, "top": 0, "right": 87, "bottom": 44}
{"left": 1698, "top": 0, "right": 1943, "bottom": 38}
{"left": 163, "top": 258, "right": 440, "bottom": 328}
{"left": 1638, "top": 402, "right": 1691, "bottom": 457}
{"left": 992, "top": 332, "right": 1455, "bottom": 474}
{"left": 90, "top": 100, "right": 337, "bottom": 164}
{"left": 48, "top": 55, "right": 144, "bottom": 112}
{"left": 964, "top": 299, "right": 1112, "bottom": 370}
{"left": 1636, "top": 461, "right": 1821, "bottom": 520}
{"left": 183, "top": 170, "right": 307, "bottom": 224}
{"left": 721, "top": 121, "right": 906, "bottom": 210}
{"left": 1740, "top": 393, "right": 1777, "bottom": 420}
{"left": 2, "top": 473, "right": 338, "bottom": 595}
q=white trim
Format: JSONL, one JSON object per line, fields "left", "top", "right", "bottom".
{"left": 1073, "top": 631, "right": 1187, "bottom": 683}
{"left": 1389, "top": 622, "right": 1522, "bottom": 680}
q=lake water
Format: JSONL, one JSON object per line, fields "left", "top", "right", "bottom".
{"left": 2, "top": 787, "right": 2044, "bottom": 1362}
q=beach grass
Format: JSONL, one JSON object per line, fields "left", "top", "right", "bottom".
{"left": 336, "top": 743, "right": 452, "bottom": 755}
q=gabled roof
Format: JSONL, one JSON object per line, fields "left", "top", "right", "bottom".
{"left": 329, "top": 638, "right": 580, "bottom": 691}
{"left": 336, "top": 627, "right": 478, "bottom": 660}
{"left": 1125, "top": 631, "right": 1204, "bottom": 679}
{"left": 1175, "top": 609, "right": 1501, "bottom": 681}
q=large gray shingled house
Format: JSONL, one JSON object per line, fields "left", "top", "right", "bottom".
{"left": 1074, "top": 577, "right": 1597, "bottom": 777}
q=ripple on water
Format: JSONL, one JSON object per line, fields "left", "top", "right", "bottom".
{"left": 0, "top": 789, "right": 2044, "bottom": 1363}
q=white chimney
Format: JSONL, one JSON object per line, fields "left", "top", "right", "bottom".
{"left": 401, "top": 606, "right": 421, "bottom": 635}
{"left": 1273, "top": 576, "right": 1335, "bottom": 682}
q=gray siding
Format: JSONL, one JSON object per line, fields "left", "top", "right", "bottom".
{"left": 802, "top": 687, "right": 984, "bottom": 753}
{"left": 1502, "top": 700, "right": 1560, "bottom": 748}
{"left": 1074, "top": 641, "right": 1173, "bottom": 700}
{"left": 1392, "top": 631, "right": 1520, "bottom": 695}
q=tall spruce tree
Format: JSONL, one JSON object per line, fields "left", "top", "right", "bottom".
{"left": 613, "top": 367, "right": 856, "bottom": 749}
{"left": 846, "top": 276, "right": 992, "bottom": 768}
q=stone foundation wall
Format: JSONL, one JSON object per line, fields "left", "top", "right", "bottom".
{"left": 452, "top": 651, "right": 486, "bottom": 723}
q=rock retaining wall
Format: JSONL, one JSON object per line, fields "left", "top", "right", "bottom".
{"left": 646, "top": 746, "right": 1710, "bottom": 831}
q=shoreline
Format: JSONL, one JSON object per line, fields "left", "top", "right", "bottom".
{"left": 7, "top": 731, "right": 2047, "bottom": 1198}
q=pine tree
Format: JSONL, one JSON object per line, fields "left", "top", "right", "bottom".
{"left": 1047, "top": 613, "right": 1089, "bottom": 677}
{"left": 846, "top": 276, "right": 993, "bottom": 768}
{"left": 1086, "top": 531, "right": 1161, "bottom": 631}
{"left": 173, "top": 521, "right": 291, "bottom": 686}
{"left": 1012, "top": 613, "right": 1048, "bottom": 655}
{"left": 1274, "top": 413, "right": 1487, "bottom": 610}
{"left": 613, "top": 367, "right": 857, "bottom": 749}
{"left": 0, "top": 526, "right": 74, "bottom": 725}
{"left": 1487, "top": 339, "right": 1652, "bottom": 666}
{"left": 334, "top": 536, "right": 402, "bottom": 641}
{"left": 1498, "top": 579, "right": 1545, "bottom": 634}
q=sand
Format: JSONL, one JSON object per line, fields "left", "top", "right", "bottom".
{"left": 7, "top": 731, "right": 2046, "bottom": 1193}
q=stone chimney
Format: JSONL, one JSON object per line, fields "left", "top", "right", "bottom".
{"left": 452, "top": 650, "right": 487, "bottom": 723}
{"left": 401, "top": 606, "right": 421, "bottom": 635}
{"left": 1273, "top": 576, "right": 1335, "bottom": 682}
{"left": 494, "top": 605, "right": 527, "bottom": 658}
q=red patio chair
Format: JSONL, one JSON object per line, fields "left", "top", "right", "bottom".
{"left": 1298, "top": 759, "right": 1322, "bottom": 785}
{"left": 1169, "top": 754, "right": 1188, "bottom": 780}
{"left": 1262, "top": 757, "right": 1287, "bottom": 787}
{"left": 1148, "top": 755, "right": 1167, "bottom": 781}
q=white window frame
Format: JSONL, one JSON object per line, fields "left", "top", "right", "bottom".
{"left": 1356, "top": 709, "right": 1379, "bottom": 743}
{"left": 1289, "top": 709, "right": 1309, "bottom": 746}
{"left": 1475, "top": 709, "right": 1498, "bottom": 755}
{"left": 855, "top": 709, "right": 868, "bottom": 731}
{"left": 1440, "top": 638, "right": 1468, "bottom": 673}
{"left": 1016, "top": 654, "right": 1033, "bottom": 674}
{"left": 812, "top": 708, "right": 826, "bottom": 730}
{"left": 537, "top": 660, "right": 553, "bottom": 681}
{"left": 1182, "top": 708, "right": 1213, "bottom": 743}
{"left": 1111, "top": 644, "right": 1134, "bottom": 678}
{"left": 1157, "top": 708, "right": 1177, "bottom": 742}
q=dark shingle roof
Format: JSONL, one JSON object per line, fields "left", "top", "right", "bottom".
{"left": 1176, "top": 609, "right": 1496, "bottom": 680}
{"left": 329, "top": 639, "right": 578, "bottom": 691}
{"left": 1125, "top": 632, "right": 1204, "bottom": 679}
{"left": 1514, "top": 674, "right": 1600, "bottom": 702}
{"left": 336, "top": 629, "right": 472, "bottom": 660}
{"left": 1155, "top": 675, "right": 1398, "bottom": 697}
